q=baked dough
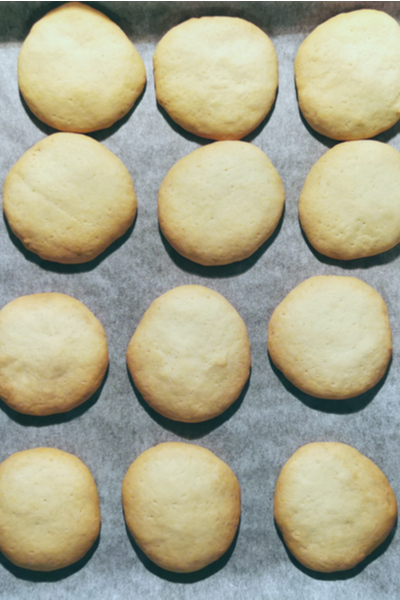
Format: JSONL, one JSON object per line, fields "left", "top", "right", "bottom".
{"left": 299, "top": 141, "right": 400, "bottom": 260}
{"left": 122, "top": 442, "right": 241, "bottom": 572}
{"left": 126, "top": 285, "right": 251, "bottom": 422}
{"left": 18, "top": 2, "right": 146, "bottom": 133}
{"left": 274, "top": 442, "right": 397, "bottom": 572}
{"left": 295, "top": 9, "right": 400, "bottom": 140}
{"left": 0, "top": 293, "right": 108, "bottom": 416}
{"left": 158, "top": 141, "right": 285, "bottom": 266}
{"left": 3, "top": 132, "right": 137, "bottom": 264}
{"left": 267, "top": 276, "right": 392, "bottom": 399}
{"left": 153, "top": 17, "right": 278, "bottom": 140}
{"left": 0, "top": 447, "right": 101, "bottom": 571}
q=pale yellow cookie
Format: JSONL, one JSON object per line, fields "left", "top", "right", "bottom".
{"left": 153, "top": 17, "right": 278, "bottom": 140}
{"left": 299, "top": 141, "right": 400, "bottom": 260}
{"left": 0, "top": 293, "right": 108, "bottom": 416}
{"left": 18, "top": 2, "right": 146, "bottom": 133}
{"left": 267, "top": 276, "right": 392, "bottom": 399}
{"left": 122, "top": 442, "right": 241, "bottom": 573}
{"left": 158, "top": 141, "right": 285, "bottom": 266}
{"left": 3, "top": 132, "right": 137, "bottom": 264}
{"left": 295, "top": 9, "right": 400, "bottom": 140}
{"left": 0, "top": 447, "right": 101, "bottom": 571}
{"left": 274, "top": 442, "right": 397, "bottom": 572}
{"left": 126, "top": 285, "right": 251, "bottom": 422}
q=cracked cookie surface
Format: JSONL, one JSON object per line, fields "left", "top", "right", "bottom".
{"left": 295, "top": 9, "right": 400, "bottom": 140}
{"left": 299, "top": 141, "right": 400, "bottom": 260}
{"left": 267, "top": 276, "right": 392, "bottom": 399}
{"left": 0, "top": 447, "right": 101, "bottom": 571}
{"left": 274, "top": 442, "right": 397, "bottom": 572}
{"left": 3, "top": 132, "right": 137, "bottom": 263}
{"left": 18, "top": 2, "right": 146, "bottom": 133}
{"left": 0, "top": 293, "right": 108, "bottom": 416}
{"left": 126, "top": 285, "right": 251, "bottom": 422}
{"left": 158, "top": 141, "right": 284, "bottom": 266}
{"left": 122, "top": 442, "right": 241, "bottom": 573}
{"left": 153, "top": 16, "right": 278, "bottom": 140}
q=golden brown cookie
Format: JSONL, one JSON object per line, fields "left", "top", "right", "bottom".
{"left": 18, "top": 2, "right": 146, "bottom": 133}
{"left": 0, "top": 293, "right": 108, "bottom": 416}
{"left": 299, "top": 141, "right": 400, "bottom": 260}
{"left": 267, "top": 276, "right": 392, "bottom": 399}
{"left": 153, "top": 17, "right": 278, "bottom": 140}
{"left": 122, "top": 442, "right": 241, "bottom": 572}
{"left": 126, "top": 285, "right": 251, "bottom": 422}
{"left": 0, "top": 447, "right": 101, "bottom": 571}
{"left": 158, "top": 141, "right": 285, "bottom": 266}
{"left": 274, "top": 442, "right": 397, "bottom": 572}
{"left": 3, "top": 133, "right": 137, "bottom": 264}
{"left": 295, "top": 9, "right": 400, "bottom": 140}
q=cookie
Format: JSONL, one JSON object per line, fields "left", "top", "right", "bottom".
{"left": 295, "top": 9, "right": 400, "bottom": 140}
{"left": 0, "top": 293, "right": 108, "bottom": 416}
{"left": 126, "top": 285, "right": 251, "bottom": 422}
{"left": 158, "top": 141, "right": 285, "bottom": 266}
{"left": 299, "top": 141, "right": 400, "bottom": 260}
{"left": 153, "top": 17, "right": 278, "bottom": 140}
{"left": 122, "top": 442, "right": 241, "bottom": 573}
{"left": 274, "top": 442, "right": 397, "bottom": 572}
{"left": 267, "top": 276, "right": 392, "bottom": 399}
{"left": 18, "top": 2, "right": 146, "bottom": 133}
{"left": 3, "top": 132, "right": 137, "bottom": 264}
{"left": 0, "top": 447, "right": 101, "bottom": 571}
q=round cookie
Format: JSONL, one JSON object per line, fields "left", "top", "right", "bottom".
{"left": 153, "top": 17, "right": 278, "bottom": 140}
{"left": 295, "top": 9, "right": 400, "bottom": 140}
{"left": 3, "top": 132, "right": 137, "bottom": 264}
{"left": 122, "top": 442, "right": 241, "bottom": 573}
{"left": 126, "top": 285, "right": 251, "bottom": 422}
{"left": 158, "top": 141, "right": 285, "bottom": 266}
{"left": 0, "top": 293, "right": 108, "bottom": 416}
{"left": 267, "top": 276, "right": 392, "bottom": 399}
{"left": 274, "top": 442, "right": 397, "bottom": 572}
{"left": 18, "top": 2, "right": 146, "bottom": 133}
{"left": 0, "top": 447, "right": 101, "bottom": 571}
{"left": 299, "top": 141, "right": 400, "bottom": 260}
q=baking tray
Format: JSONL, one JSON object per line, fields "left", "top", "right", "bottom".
{"left": 1, "top": 2, "right": 400, "bottom": 599}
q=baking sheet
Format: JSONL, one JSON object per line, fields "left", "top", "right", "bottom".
{"left": 1, "top": 2, "right": 400, "bottom": 599}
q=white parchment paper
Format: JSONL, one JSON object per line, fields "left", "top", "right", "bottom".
{"left": 1, "top": 2, "right": 400, "bottom": 599}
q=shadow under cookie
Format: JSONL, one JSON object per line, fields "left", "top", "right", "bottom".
{"left": 3, "top": 207, "right": 137, "bottom": 275}
{"left": 124, "top": 520, "right": 240, "bottom": 583}
{"left": 0, "top": 533, "right": 101, "bottom": 582}
{"left": 0, "top": 365, "right": 109, "bottom": 426}
{"left": 268, "top": 353, "right": 391, "bottom": 415}
{"left": 274, "top": 518, "right": 397, "bottom": 581}
{"left": 127, "top": 366, "right": 250, "bottom": 439}
{"left": 158, "top": 208, "right": 284, "bottom": 279}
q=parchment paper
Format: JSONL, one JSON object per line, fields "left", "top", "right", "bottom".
{"left": 1, "top": 2, "right": 400, "bottom": 599}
